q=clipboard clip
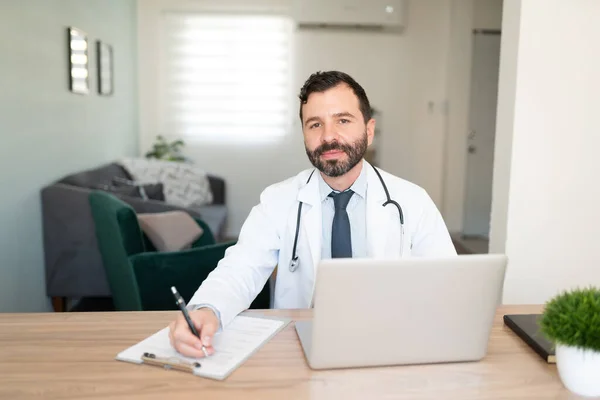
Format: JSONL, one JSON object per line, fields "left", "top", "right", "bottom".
{"left": 142, "top": 352, "right": 201, "bottom": 373}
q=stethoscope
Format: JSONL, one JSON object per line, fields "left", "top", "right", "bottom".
{"left": 289, "top": 164, "right": 404, "bottom": 272}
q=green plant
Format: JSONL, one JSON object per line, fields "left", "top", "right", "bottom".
{"left": 145, "top": 135, "right": 186, "bottom": 162}
{"left": 539, "top": 286, "right": 600, "bottom": 352}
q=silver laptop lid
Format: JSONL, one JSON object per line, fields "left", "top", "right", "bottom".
{"left": 306, "top": 254, "right": 507, "bottom": 369}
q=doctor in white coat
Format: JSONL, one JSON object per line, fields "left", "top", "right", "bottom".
{"left": 169, "top": 71, "right": 457, "bottom": 358}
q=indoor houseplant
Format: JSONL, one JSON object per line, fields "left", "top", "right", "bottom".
{"left": 540, "top": 286, "right": 600, "bottom": 397}
{"left": 145, "top": 135, "right": 187, "bottom": 162}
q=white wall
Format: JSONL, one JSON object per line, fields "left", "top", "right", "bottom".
{"left": 139, "top": 0, "right": 454, "bottom": 237}
{"left": 442, "top": 0, "right": 503, "bottom": 233}
{"left": 442, "top": 0, "right": 475, "bottom": 233}
{"left": 0, "top": 0, "right": 139, "bottom": 312}
{"left": 398, "top": 0, "right": 451, "bottom": 212}
{"left": 491, "top": 0, "right": 600, "bottom": 304}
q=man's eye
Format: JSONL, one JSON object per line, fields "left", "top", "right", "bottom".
{"left": 339, "top": 119, "right": 350, "bottom": 124}
{"left": 310, "top": 123, "right": 321, "bottom": 129}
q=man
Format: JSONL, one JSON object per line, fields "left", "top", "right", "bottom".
{"left": 169, "top": 71, "right": 457, "bottom": 357}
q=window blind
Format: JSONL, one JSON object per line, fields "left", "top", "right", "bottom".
{"left": 160, "top": 13, "right": 292, "bottom": 143}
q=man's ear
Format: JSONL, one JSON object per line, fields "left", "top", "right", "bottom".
{"left": 366, "top": 118, "right": 376, "bottom": 146}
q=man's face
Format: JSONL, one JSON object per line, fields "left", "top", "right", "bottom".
{"left": 302, "top": 84, "right": 375, "bottom": 177}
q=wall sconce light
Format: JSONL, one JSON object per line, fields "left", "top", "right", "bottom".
{"left": 68, "top": 27, "right": 89, "bottom": 94}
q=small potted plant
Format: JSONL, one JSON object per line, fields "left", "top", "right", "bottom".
{"left": 145, "top": 135, "right": 187, "bottom": 162}
{"left": 539, "top": 286, "right": 600, "bottom": 397}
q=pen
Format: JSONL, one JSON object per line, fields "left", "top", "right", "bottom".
{"left": 171, "top": 286, "right": 209, "bottom": 358}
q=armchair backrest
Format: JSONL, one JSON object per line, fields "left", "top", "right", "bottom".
{"left": 89, "top": 191, "right": 145, "bottom": 311}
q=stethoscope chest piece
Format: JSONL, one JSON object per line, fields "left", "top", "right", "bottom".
{"left": 289, "top": 257, "right": 299, "bottom": 272}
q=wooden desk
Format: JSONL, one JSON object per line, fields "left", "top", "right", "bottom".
{"left": 0, "top": 305, "right": 583, "bottom": 399}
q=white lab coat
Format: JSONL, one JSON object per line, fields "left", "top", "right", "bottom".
{"left": 189, "top": 161, "right": 456, "bottom": 327}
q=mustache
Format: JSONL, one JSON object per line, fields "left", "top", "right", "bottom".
{"left": 313, "top": 141, "right": 352, "bottom": 157}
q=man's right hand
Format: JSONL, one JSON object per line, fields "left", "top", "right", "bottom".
{"left": 168, "top": 308, "right": 219, "bottom": 358}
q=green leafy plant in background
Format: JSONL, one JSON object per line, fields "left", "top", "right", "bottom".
{"left": 539, "top": 286, "right": 600, "bottom": 352}
{"left": 145, "top": 135, "right": 186, "bottom": 162}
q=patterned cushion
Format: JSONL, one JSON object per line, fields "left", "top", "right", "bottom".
{"left": 112, "top": 177, "right": 165, "bottom": 201}
{"left": 119, "top": 158, "right": 213, "bottom": 207}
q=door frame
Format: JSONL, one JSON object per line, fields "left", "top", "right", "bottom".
{"left": 461, "top": 28, "right": 501, "bottom": 239}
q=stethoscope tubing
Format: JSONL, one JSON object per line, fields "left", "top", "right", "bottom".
{"left": 289, "top": 165, "right": 404, "bottom": 272}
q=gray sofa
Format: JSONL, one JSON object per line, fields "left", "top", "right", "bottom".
{"left": 42, "top": 162, "right": 228, "bottom": 305}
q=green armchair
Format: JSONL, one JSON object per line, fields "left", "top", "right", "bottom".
{"left": 88, "top": 191, "right": 270, "bottom": 311}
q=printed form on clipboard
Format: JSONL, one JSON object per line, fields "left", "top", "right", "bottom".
{"left": 116, "top": 315, "right": 290, "bottom": 380}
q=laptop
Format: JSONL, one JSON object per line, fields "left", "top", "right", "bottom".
{"left": 295, "top": 254, "right": 507, "bottom": 370}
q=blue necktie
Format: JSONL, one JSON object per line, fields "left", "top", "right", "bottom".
{"left": 329, "top": 190, "right": 354, "bottom": 258}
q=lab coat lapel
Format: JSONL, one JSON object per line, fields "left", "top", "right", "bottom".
{"left": 296, "top": 172, "right": 322, "bottom": 273}
{"left": 366, "top": 163, "right": 398, "bottom": 258}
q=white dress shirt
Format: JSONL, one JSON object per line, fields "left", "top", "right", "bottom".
{"left": 317, "top": 164, "right": 368, "bottom": 258}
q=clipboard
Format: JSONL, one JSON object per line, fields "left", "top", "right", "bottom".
{"left": 116, "top": 315, "right": 290, "bottom": 380}
{"left": 141, "top": 352, "right": 202, "bottom": 373}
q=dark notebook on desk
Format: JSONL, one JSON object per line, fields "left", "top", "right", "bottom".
{"left": 503, "top": 314, "right": 555, "bottom": 363}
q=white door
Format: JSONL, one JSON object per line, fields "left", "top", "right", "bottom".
{"left": 462, "top": 32, "right": 501, "bottom": 237}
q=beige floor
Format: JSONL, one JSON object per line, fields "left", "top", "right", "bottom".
{"left": 451, "top": 233, "right": 489, "bottom": 254}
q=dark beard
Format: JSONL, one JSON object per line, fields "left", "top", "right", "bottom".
{"left": 305, "top": 132, "right": 368, "bottom": 177}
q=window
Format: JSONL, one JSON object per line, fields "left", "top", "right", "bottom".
{"left": 160, "top": 13, "right": 293, "bottom": 143}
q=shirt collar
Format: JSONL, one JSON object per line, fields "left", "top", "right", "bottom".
{"left": 317, "top": 160, "right": 368, "bottom": 202}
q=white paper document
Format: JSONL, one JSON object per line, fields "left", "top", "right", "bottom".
{"left": 116, "top": 315, "right": 289, "bottom": 380}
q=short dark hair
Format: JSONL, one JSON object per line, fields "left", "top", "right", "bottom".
{"left": 298, "top": 71, "right": 372, "bottom": 123}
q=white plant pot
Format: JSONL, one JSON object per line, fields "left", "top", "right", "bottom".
{"left": 556, "top": 344, "right": 600, "bottom": 397}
